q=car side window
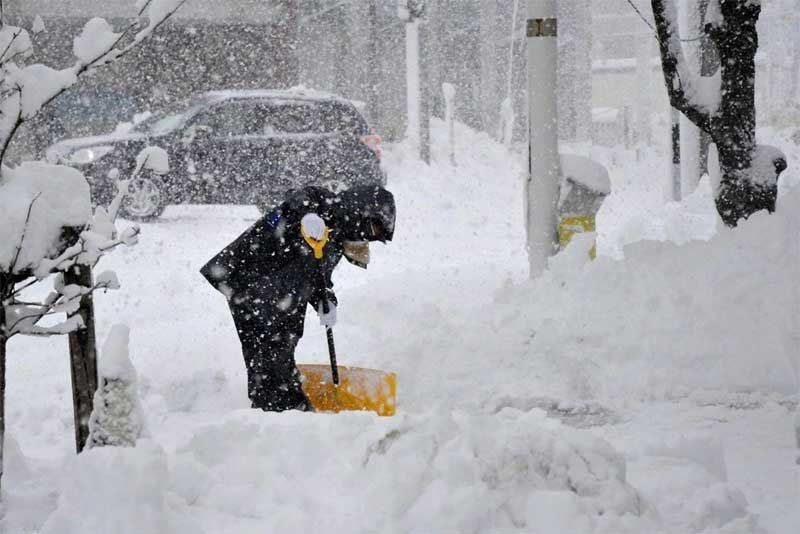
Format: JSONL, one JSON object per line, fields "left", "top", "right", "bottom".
{"left": 193, "top": 101, "right": 264, "bottom": 137}
{"left": 263, "top": 103, "right": 321, "bottom": 135}
{"left": 317, "top": 102, "right": 367, "bottom": 134}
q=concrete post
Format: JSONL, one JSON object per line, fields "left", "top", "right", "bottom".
{"left": 443, "top": 82, "right": 456, "bottom": 166}
{"left": 526, "top": 0, "right": 560, "bottom": 278}
{"left": 405, "top": 18, "right": 421, "bottom": 153}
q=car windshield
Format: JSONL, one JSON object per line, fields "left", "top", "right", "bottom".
{"left": 133, "top": 97, "right": 206, "bottom": 134}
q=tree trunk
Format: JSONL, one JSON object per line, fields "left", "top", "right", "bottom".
{"left": 652, "top": 0, "right": 766, "bottom": 227}
{"left": 0, "top": 332, "right": 5, "bottom": 495}
{"left": 64, "top": 265, "right": 98, "bottom": 453}
{"left": 708, "top": 2, "right": 764, "bottom": 226}
{"left": 0, "top": 275, "right": 8, "bottom": 493}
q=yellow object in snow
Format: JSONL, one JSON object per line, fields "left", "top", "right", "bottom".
{"left": 301, "top": 226, "right": 329, "bottom": 259}
{"left": 558, "top": 215, "right": 597, "bottom": 259}
{"left": 298, "top": 364, "right": 397, "bottom": 416}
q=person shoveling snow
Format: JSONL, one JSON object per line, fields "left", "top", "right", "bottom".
{"left": 200, "top": 185, "right": 396, "bottom": 412}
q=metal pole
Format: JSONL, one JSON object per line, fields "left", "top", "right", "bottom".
{"left": 367, "top": 0, "right": 380, "bottom": 127}
{"left": 419, "top": 20, "right": 430, "bottom": 164}
{"left": 698, "top": 0, "right": 719, "bottom": 176}
{"left": 526, "top": 0, "right": 560, "bottom": 278}
{"left": 405, "top": 17, "right": 421, "bottom": 155}
{"left": 443, "top": 82, "right": 456, "bottom": 166}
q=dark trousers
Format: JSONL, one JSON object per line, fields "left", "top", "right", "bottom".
{"left": 228, "top": 290, "right": 312, "bottom": 412}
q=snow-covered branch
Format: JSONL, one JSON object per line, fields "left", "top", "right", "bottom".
{"left": 0, "top": 0, "right": 188, "bottom": 163}
{"left": 651, "top": 0, "right": 715, "bottom": 131}
{"left": 5, "top": 273, "right": 119, "bottom": 337}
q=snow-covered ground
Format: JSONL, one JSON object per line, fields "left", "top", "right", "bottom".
{"left": 2, "top": 121, "right": 798, "bottom": 533}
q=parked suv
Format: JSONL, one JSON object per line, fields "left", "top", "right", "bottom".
{"left": 47, "top": 89, "right": 385, "bottom": 220}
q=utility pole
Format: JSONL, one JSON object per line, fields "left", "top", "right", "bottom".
{"left": 367, "top": 0, "right": 380, "bottom": 127}
{"left": 526, "top": 0, "right": 560, "bottom": 278}
{"left": 274, "top": 0, "right": 299, "bottom": 88}
{"left": 399, "top": 0, "right": 430, "bottom": 163}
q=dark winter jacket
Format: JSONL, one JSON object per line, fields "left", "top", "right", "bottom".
{"left": 200, "top": 185, "right": 395, "bottom": 309}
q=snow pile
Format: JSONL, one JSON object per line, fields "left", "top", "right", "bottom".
{"left": 630, "top": 436, "right": 754, "bottom": 533}
{"left": 32, "top": 15, "right": 46, "bottom": 35}
{"left": 465, "top": 183, "right": 800, "bottom": 402}
{"left": 88, "top": 325, "right": 147, "bottom": 448}
{"left": 561, "top": 153, "right": 611, "bottom": 195}
{"left": 12, "top": 64, "right": 78, "bottom": 119}
{"left": 135, "top": 146, "right": 170, "bottom": 175}
{"left": 0, "top": 162, "right": 91, "bottom": 274}
{"left": 39, "top": 441, "right": 200, "bottom": 534}
{"left": 73, "top": 18, "right": 121, "bottom": 65}
{"left": 173, "top": 407, "right": 644, "bottom": 533}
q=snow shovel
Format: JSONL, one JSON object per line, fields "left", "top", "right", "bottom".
{"left": 298, "top": 299, "right": 397, "bottom": 417}
{"left": 297, "top": 221, "right": 397, "bottom": 416}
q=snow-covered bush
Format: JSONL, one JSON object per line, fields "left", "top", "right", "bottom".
{"left": 87, "top": 325, "right": 146, "bottom": 448}
{"left": 0, "top": 0, "right": 186, "bottom": 491}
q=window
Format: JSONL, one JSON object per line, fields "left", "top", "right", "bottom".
{"left": 263, "top": 102, "right": 321, "bottom": 135}
{"left": 195, "top": 100, "right": 264, "bottom": 137}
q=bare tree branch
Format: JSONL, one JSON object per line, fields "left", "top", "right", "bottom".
{"left": 0, "top": 0, "right": 187, "bottom": 164}
{"left": 9, "top": 193, "right": 42, "bottom": 274}
{"left": 0, "top": 86, "right": 23, "bottom": 164}
{"left": 0, "top": 28, "right": 23, "bottom": 65}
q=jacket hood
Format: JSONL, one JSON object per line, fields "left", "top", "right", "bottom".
{"left": 333, "top": 185, "right": 395, "bottom": 243}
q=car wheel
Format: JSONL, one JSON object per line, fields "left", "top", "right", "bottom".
{"left": 122, "top": 172, "right": 166, "bottom": 221}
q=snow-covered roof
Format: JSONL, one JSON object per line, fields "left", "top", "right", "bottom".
{"left": 203, "top": 87, "right": 352, "bottom": 105}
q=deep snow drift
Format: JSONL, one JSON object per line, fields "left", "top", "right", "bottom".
{"left": 1, "top": 121, "right": 798, "bottom": 533}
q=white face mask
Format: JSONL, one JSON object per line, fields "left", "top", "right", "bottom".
{"left": 343, "top": 241, "right": 370, "bottom": 269}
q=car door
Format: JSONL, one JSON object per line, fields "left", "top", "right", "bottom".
{"left": 184, "top": 100, "right": 264, "bottom": 203}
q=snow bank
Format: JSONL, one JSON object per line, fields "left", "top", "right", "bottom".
{"left": 487, "top": 183, "right": 800, "bottom": 401}
{"left": 40, "top": 441, "right": 200, "bottom": 534}
{"left": 174, "top": 407, "right": 645, "bottom": 533}
{"left": 0, "top": 162, "right": 91, "bottom": 274}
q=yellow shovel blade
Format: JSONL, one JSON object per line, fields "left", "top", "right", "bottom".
{"left": 298, "top": 364, "right": 396, "bottom": 416}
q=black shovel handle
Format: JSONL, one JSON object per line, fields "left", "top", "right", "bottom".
{"left": 318, "top": 275, "right": 339, "bottom": 385}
